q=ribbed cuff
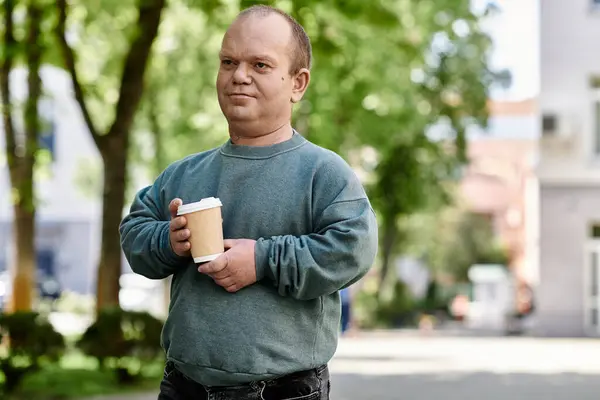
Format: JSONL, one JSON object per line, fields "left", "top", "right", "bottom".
{"left": 254, "top": 238, "right": 272, "bottom": 281}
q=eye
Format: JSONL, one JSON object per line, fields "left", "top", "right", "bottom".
{"left": 221, "top": 59, "right": 233, "bottom": 66}
{"left": 255, "top": 62, "right": 267, "bottom": 69}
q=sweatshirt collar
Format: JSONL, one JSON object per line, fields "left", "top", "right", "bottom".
{"left": 219, "top": 130, "right": 307, "bottom": 159}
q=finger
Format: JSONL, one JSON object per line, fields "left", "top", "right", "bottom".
{"left": 175, "top": 229, "right": 190, "bottom": 242}
{"left": 223, "top": 239, "right": 237, "bottom": 250}
{"left": 198, "top": 253, "right": 228, "bottom": 274}
{"left": 170, "top": 216, "right": 187, "bottom": 231}
{"left": 169, "top": 198, "right": 183, "bottom": 219}
{"left": 224, "top": 283, "right": 238, "bottom": 293}
{"left": 174, "top": 241, "right": 190, "bottom": 253}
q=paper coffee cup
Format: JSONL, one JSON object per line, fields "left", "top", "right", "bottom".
{"left": 177, "top": 197, "right": 224, "bottom": 263}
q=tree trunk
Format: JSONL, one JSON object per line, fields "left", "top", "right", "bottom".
{"left": 1, "top": 0, "right": 43, "bottom": 312}
{"left": 13, "top": 1, "right": 43, "bottom": 312}
{"left": 56, "top": 0, "right": 166, "bottom": 312}
{"left": 11, "top": 206, "right": 36, "bottom": 311}
{"left": 379, "top": 217, "right": 398, "bottom": 288}
{"left": 95, "top": 135, "right": 128, "bottom": 312}
{"left": 0, "top": 0, "right": 18, "bottom": 311}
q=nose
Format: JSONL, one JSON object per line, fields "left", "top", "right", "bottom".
{"left": 232, "top": 63, "right": 252, "bottom": 85}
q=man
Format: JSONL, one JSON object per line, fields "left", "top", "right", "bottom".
{"left": 120, "top": 5, "right": 378, "bottom": 400}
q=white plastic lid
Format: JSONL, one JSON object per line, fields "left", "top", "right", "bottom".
{"left": 177, "top": 197, "right": 222, "bottom": 215}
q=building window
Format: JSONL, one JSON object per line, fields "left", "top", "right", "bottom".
{"left": 542, "top": 114, "right": 557, "bottom": 136}
{"left": 589, "top": 224, "right": 600, "bottom": 238}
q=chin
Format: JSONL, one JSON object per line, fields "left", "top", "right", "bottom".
{"left": 224, "top": 109, "right": 256, "bottom": 123}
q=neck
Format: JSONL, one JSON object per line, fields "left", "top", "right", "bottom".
{"left": 229, "top": 122, "right": 293, "bottom": 147}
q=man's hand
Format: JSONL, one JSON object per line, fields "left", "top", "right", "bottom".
{"left": 198, "top": 239, "right": 257, "bottom": 293}
{"left": 169, "top": 198, "right": 191, "bottom": 257}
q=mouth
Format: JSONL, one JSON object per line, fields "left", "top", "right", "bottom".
{"left": 228, "top": 93, "right": 254, "bottom": 99}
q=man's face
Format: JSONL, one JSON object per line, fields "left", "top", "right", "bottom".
{"left": 216, "top": 14, "right": 309, "bottom": 136}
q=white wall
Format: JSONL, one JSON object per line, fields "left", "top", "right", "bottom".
{"left": 538, "top": 0, "right": 600, "bottom": 185}
{"left": 536, "top": 186, "right": 600, "bottom": 336}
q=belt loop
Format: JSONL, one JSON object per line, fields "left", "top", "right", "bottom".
{"left": 254, "top": 380, "right": 266, "bottom": 400}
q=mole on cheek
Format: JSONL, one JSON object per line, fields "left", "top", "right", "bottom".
{"left": 281, "top": 77, "right": 285, "bottom": 81}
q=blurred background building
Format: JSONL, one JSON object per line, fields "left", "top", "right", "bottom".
{"left": 460, "top": 98, "right": 538, "bottom": 288}
{"left": 536, "top": 0, "right": 600, "bottom": 337}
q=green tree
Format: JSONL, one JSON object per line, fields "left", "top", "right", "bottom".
{"left": 134, "top": 1, "right": 228, "bottom": 180}
{"left": 132, "top": 3, "right": 230, "bottom": 308}
{"left": 279, "top": 1, "right": 499, "bottom": 285}
{"left": 1, "top": 0, "right": 47, "bottom": 311}
{"left": 410, "top": 208, "right": 509, "bottom": 282}
{"left": 54, "top": 0, "right": 166, "bottom": 312}
{"left": 89, "top": 0, "right": 500, "bottom": 308}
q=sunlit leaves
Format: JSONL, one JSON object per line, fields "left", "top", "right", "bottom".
{"left": 124, "top": 0, "right": 496, "bottom": 271}
{"left": 60, "top": 0, "right": 142, "bottom": 133}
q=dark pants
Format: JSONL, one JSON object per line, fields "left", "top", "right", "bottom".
{"left": 158, "top": 361, "right": 330, "bottom": 400}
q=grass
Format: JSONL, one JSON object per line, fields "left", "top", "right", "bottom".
{"left": 6, "top": 351, "right": 163, "bottom": 400}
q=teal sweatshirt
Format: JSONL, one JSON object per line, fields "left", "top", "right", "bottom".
{"left": 119, "top": 132, "right": 378, "bottom": 386}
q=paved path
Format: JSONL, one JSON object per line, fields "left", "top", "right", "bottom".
{"left": 87, "top": 331, "right": 600, "bottom": 400}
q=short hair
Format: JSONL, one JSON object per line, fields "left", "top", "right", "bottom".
{"left": 237, "top": 5, "right": 312, "bottom": 74}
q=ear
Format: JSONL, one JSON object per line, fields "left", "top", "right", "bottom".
{"left": 290, "top": 68, "right": 310, "bottom": 103}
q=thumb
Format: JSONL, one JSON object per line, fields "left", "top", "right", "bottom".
{"left": 169, "top": 198, "right": 183, "bottom": 218}
{"left": 223, "top": 239, "right": 237, "bottom": 249}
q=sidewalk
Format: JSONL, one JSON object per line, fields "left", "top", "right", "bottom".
{"left": 79, "top": 332, "right": 600, "bottom": 400}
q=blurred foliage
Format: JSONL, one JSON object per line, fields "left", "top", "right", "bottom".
{"left": 16, "top": 361, "right": 163, "bottom": 399}
{"left": 52, "top": 0, "right": 169, "bottom": 311}
{"left": 133, "top": 1, "right": 230, "bottom": 181}
{"left": 52, "top": 290, "right": 96, "bottom": 316}
{"left": 354, "top": 278, "right": 453, "bottom": 329}
{"left": 0, "top": 311, "right": 65, "bottom": 394}
{"left": 132, "top": 0, "right": 502, "bottom": 290}
{"left": 1, "top": 0, "right": 50, "bottom": 312}
{"left": 375, "top": 280, "right": 418, "bottom": 328}
{"left": 353, "top": 275, "right": 414, "bottom": 329}
{"left": 405, "top": 208, "right": 510, "bottom": 282}
{"left": 420, "top": 279, "right": 445, "bottom": 314}
{"left": 77, "top": 308, "right": 165, "bottom": 384}
{"left": 131, "top": 0, "right": 500, "bottom": 176}
{"left": 2, "top": 0, "right": 502, "bottom": 309}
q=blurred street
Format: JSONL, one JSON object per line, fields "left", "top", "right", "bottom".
{"left": 330, "top": 332, "right": 600, "bottom": 400}
{"left": 90, "top": 331, "right": 600, "bottom": 400}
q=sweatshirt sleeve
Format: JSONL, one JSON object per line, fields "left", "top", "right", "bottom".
{"left": 119, "top": 179, "right": 188, "bottom": 280}
{"left": 254, "top": 157, "right": 379, "bottom": 300}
